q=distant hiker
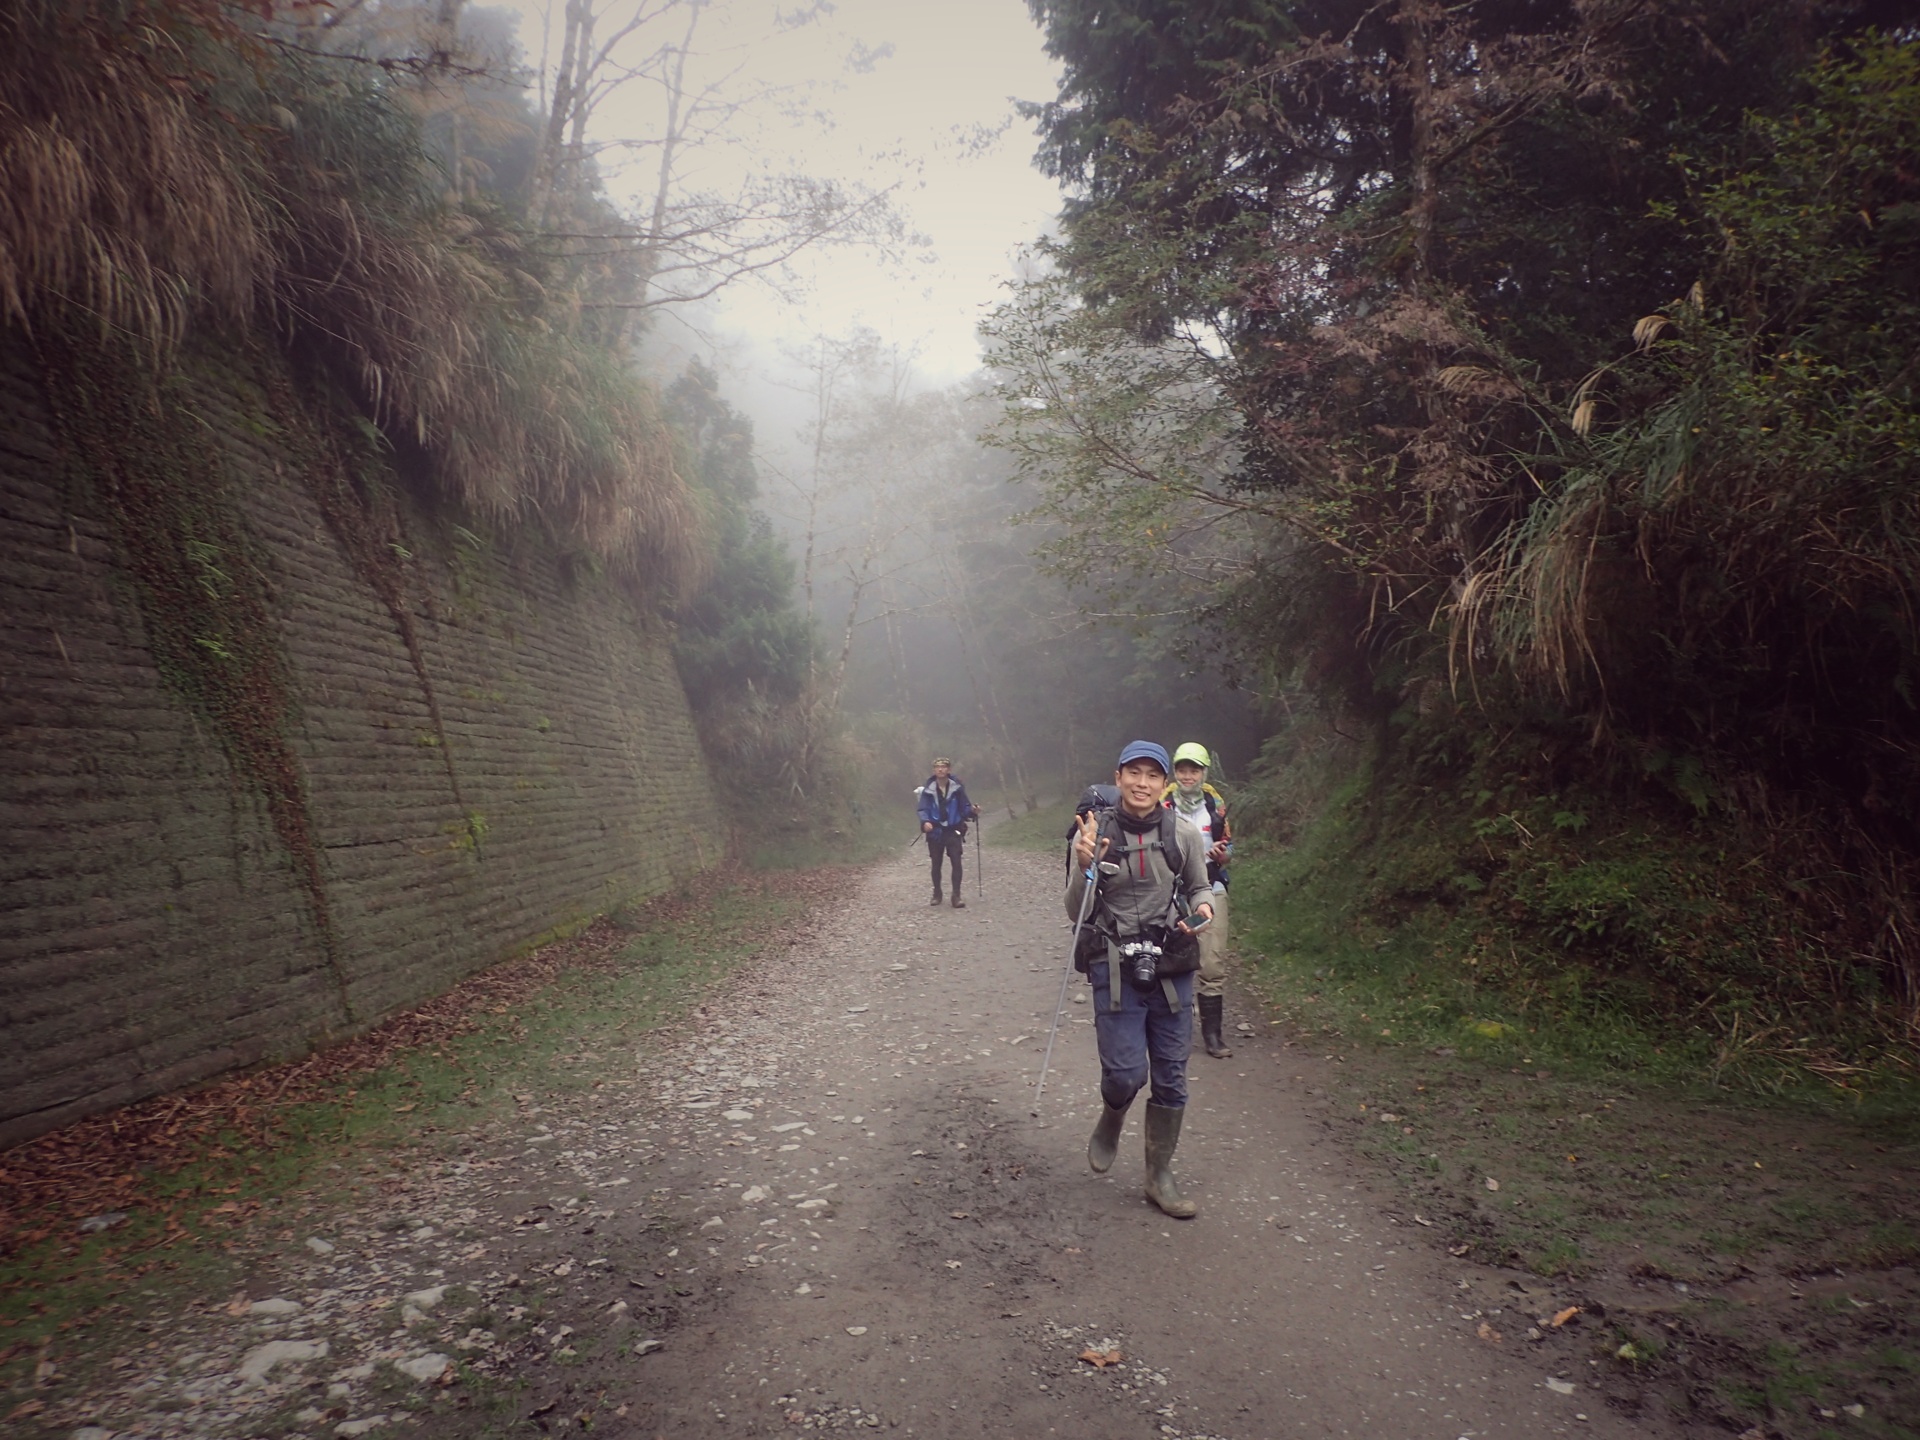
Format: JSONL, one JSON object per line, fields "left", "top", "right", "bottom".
{"left": 1165, "top": 742, "right": 1235, "bottom": 1058}
{"left": 918, "top": 757, "right": 979, "bottom": 908}
{"left": 1068, "top": 740, "right": 1214, "bottom": 1218}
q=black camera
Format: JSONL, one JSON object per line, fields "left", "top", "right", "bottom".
{"left": 1119, "top": 938, "right": 1163, "bottom": 992}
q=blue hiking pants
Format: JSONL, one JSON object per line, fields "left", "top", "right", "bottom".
{"left": 1088, "top": 960, "right": 1194, "bottom": 1110}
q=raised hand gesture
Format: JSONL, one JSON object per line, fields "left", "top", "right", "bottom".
{"left": 1072, "top": 811, "right": 1110, "bottom": 869}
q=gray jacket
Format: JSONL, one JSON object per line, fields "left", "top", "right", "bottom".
{"left": 1065, "top": 809, "right": 1212, "bottom": 969}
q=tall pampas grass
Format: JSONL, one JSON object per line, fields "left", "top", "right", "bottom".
{"left": 0, "top": 0, "right": 705, "bottom": 596}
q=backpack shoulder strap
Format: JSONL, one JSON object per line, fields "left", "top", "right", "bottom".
{"left": 1158, "top": 809, "right": 1185, "bottom": 877}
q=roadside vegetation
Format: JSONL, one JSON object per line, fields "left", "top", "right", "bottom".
{"left": 993, "top": 1, "right": 1920, "bottom": 1063}
{"left": 1, "top": 0, "right": 713, "bottom": 591}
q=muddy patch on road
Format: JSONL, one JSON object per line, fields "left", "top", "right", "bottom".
{"left": 887, "top": 1094, "right": 1090, "bottom": 1284}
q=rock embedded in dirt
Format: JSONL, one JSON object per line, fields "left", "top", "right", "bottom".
{"left": 393, "top": 1352, "right": 452, "bottom": 1383}
{"left": 235, "top": 1338, "right": 328, "bottom": 1386}
{"left": 248, "top": 1297, "right": 301, "bottom": 1317}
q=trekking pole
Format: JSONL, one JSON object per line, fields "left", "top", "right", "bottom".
{"left": 1032, "top": 857, "right": 1106, "bottom": 1114}
{"left": 974, "top": 815, "right": 983, "bottom": 898}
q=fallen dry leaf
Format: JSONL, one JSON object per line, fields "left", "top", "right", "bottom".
{"left": 1551, "top": 1306, "right": 1581, "bottom": 1328}
{"left": 1485, "top": 1177, "right": 1501, "bottom": 1192}
{"left": 1476, "top": 1322, "right": 1504, "bottom": 1344}
{"left": 1078, "top": 1347, "right": 1123, "bottom": 1369}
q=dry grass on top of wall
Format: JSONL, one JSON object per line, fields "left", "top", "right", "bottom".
{"left": 0, "top": 0, "right": 705, "bottom": 597}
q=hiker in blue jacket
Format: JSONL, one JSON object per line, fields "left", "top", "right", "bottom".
{"left": 917, "top": 757, "right": 979, "bottom": 908}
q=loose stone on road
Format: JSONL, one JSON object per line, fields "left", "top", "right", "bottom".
{"left": 46, "top": 846, "right": 1668, "bottom": 1439}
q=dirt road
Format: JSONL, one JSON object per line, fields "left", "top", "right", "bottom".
{"left": 47, "top": 846, "right": 1670, "bottom": 1439}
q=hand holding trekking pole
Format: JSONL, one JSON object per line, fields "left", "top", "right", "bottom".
{"left": 1072, "top": 810, "right": 1110, "bottom": 869}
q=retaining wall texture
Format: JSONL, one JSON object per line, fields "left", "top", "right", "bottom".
{"left": 0, "top": 337, "right": 719, "bottom": 1148}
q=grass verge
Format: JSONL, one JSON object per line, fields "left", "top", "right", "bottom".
{"left": 742, "top": 794, "right": 912, "bottom": 870}
{"left": 986, "top": 801, "right": 1075, "bottom": 853}
{"left": 0, "top": 864, "right": 857, "bottom": 1390}
{"left": 1232, "top": 835, "right": 1920, "bottom": 1438}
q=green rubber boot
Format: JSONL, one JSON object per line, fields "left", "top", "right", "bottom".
{"left": 1143, "top": 1103, "right": 1199, "bottom": 1218}
{"left": 1087, "top": 1102, "right": 1129, "bottom": 1174}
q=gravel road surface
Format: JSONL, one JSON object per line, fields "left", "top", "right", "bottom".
{"left": 51, "top": 846, "right": 1667, "bottom": 1440}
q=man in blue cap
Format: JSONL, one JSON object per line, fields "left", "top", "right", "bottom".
{"left": 1066, "top": 740, "right": 1215, "bottom": 1217}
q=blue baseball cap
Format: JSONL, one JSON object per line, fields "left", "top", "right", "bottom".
{"left": 1115, "top": 739, "right": 1171, "bottom": 774}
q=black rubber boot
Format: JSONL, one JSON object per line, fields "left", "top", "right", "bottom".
{"left": 1199, "top": 995, "right": 1232, "bottom": 1058}
{"left": 1087, "top": 1102, "right": 1129, "bottom": 1173}
{"left": 1143, "top": 1103, "right": 1199, "bottom": 1218}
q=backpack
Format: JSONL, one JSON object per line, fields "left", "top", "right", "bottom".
{"left": 1064, "top": 784, "right": 1118, "bottom": 840}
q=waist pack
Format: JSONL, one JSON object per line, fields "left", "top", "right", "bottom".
{"left": 1081, "top": 920, "right": 1199, "bottom": 974}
